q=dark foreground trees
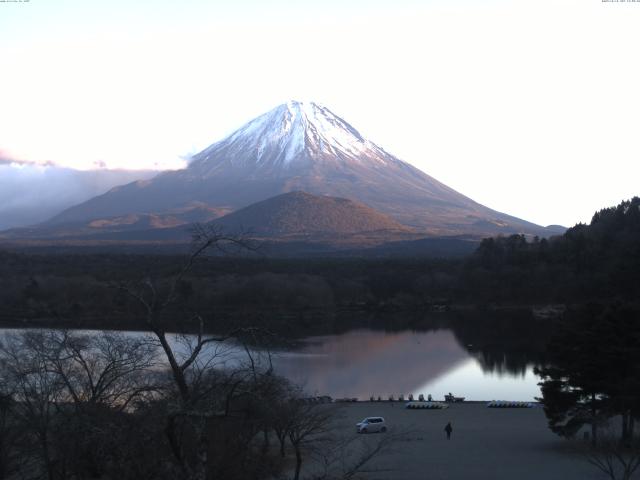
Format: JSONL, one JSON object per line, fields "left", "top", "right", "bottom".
{"left": 0, "top": 329, "right": 164, "bottom": 480}
{"left": 583, "top": 428, "right": 640, "bottom": 480}
{"left": 536, "top": 303, "right": 640, "bottom": 447}
{"left": 0, "top": 227, "right": 396, "bottom": 480}
{"left": 536, "top": 303, "right": 640, "bottom": 479}
{"left": 0, "top": 328, "right": 394, "bottom": 480}
{"left": 114, "top": 225, "right": 283, "bottom": 480}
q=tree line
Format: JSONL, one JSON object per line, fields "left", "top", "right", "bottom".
{"left": 471, "top": 196, "right": 640, "bottom": 302}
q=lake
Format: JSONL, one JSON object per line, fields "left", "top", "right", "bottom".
{"left": 269, "top": 329, "right": 541, "bottom": 402}
{"left": 0, "top": 324, "right": 544, "bottom": 402}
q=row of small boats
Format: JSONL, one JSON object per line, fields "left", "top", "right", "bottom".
{"left": 486, "top": 400, "right": 535, "bottom": 408}
{"left": 406, "top": 401, "right": 449, "bottom": 409}
{"left": 404, "top": 400, "right": 536, "bottom": 409}
{"left": 340, "top": 398, "right": 536, "bottom": 408}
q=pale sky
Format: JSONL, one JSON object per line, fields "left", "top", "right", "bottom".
{"left": 1, "top": 0, "right": 639, "bottom": 227}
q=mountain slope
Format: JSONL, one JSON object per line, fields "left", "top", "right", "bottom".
{"left": 47, "top": 101, "right": 553, "bottom": 236}
{"left": 0, "top": 164, "right": 155, "bottom": 230}
{"left": 0, "top": 193, "right": 420, "bottom": 252}
{"left": 212, "top": 191, "right": 413, "bottom": 236}
{"left": 1, "top": 204, "right": 227, "bottom": 240}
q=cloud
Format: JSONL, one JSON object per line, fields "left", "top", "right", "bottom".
{"left": 0, "top": 164, "right": 157, "bottom": 230}
{"left": 0, "top": 151, "right": 23, "bottom": 166}
{"left": 0, "top": 150, "right": 57, "bottom": 168}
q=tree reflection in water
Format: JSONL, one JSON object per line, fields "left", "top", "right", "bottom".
{"left": 270, "top": 310, "right": 553, "bottom": 400}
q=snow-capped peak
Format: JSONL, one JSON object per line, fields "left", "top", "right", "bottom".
{"left": 192, "top": 101, "right": 390, "bottom": 171}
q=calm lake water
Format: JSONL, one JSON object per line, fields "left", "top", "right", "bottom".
{"left": 270, "top": 329, "right": 541, "bottom": 402}
{"left": 0, "top": 327, "right": 542, "bottom": 402}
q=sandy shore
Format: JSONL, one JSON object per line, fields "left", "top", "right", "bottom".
{"left": 315, "top": 402, "right": 601, "bottom": 480}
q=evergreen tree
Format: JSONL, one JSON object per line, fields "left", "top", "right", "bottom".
{"left": 536, "top": 304, "right": 640, "bottom": 444}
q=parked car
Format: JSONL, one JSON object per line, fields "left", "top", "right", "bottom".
{"left": 356, "top": 417, "right": 387, "bottom": 433}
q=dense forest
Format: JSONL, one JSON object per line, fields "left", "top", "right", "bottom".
{"left": 1, "top": 198, "right": 639, "bottom": 335}
{"left": 471, "top": 196, "right": 640, "bottom": 303}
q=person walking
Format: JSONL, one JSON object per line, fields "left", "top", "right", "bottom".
{"left": 444, "top": 421, "right": 453, "bottom": 440}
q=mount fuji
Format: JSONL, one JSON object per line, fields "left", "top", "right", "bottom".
{"left": 39, "top": 101, "right": 556, "bottom": 238}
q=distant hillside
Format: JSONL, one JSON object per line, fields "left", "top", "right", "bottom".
{"left": 0, "top": 204, "right": 227, "bottom": 240}
{"left": 0, "top": 164, "right": 155, "bottom": 230}
{"left": 212, "top": 191, "right": 413, "bottom": 236}
{"left": 0, "top": 192, "right": 415, "bottom": 246}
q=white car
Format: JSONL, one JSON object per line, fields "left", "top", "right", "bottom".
{"left": 356, "top": 417, "right": 387, "bottom": 433}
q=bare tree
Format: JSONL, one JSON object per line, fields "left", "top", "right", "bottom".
{"left": 272, "top": 396, "right": 294, "bottom": 459}
{"left": 286, "top": 401, "right": 338, "bottom": 480}
{"left": 0, "top": 329, "right": 162, "bottom": 480}
{"left": 279, "top": 396, "right": 406, "bottom": 480}
{"left": 584, "top": 427, "right": 640, "bottom": 480}
{"left": 117, "top": 224, "right": 258, "bottom": 404}
{"left": 116, "top": 224, "right": 265, "bottom": 480}
{"left": 0, "top": 332, "right": 66, "bottom": 480}
{"left": 309, "top": 431, "right": 403, "bottom": 480}
{"left": 0, "top": 379, "right": 23, "bottom": 480}
{"left": 0, "top": 225, "right": 398, "bottom": 480}
{"left": 33, "top": 330, "right": 159, "bottom": 410}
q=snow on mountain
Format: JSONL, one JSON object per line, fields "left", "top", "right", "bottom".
{"left": 44, "top": 101, "right": 555, "bottom": 237}
{"left": 188, "top": 101, "right": 395, "bottom": 178}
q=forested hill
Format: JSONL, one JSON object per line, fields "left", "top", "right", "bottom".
{"left": 470, "top": 197, "right": 640, "bottom": 301}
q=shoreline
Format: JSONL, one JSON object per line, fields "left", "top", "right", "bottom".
{"left": 333, "top": 400, "right": 542, "bottom": 405}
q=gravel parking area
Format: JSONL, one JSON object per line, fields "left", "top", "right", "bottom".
{"left": 321, "top": 402, "right": 601, "bottom": 480}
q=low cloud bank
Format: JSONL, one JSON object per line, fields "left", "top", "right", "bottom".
{"left": 0, "top": 164, "right": 157, "bottom": 230}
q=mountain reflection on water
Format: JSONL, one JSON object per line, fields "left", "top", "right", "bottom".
{"left": 0, "top": 313, "right": 551, "bottom": 402}
{"left": 271, "top": 327, "right": 543, "bottom": 401}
